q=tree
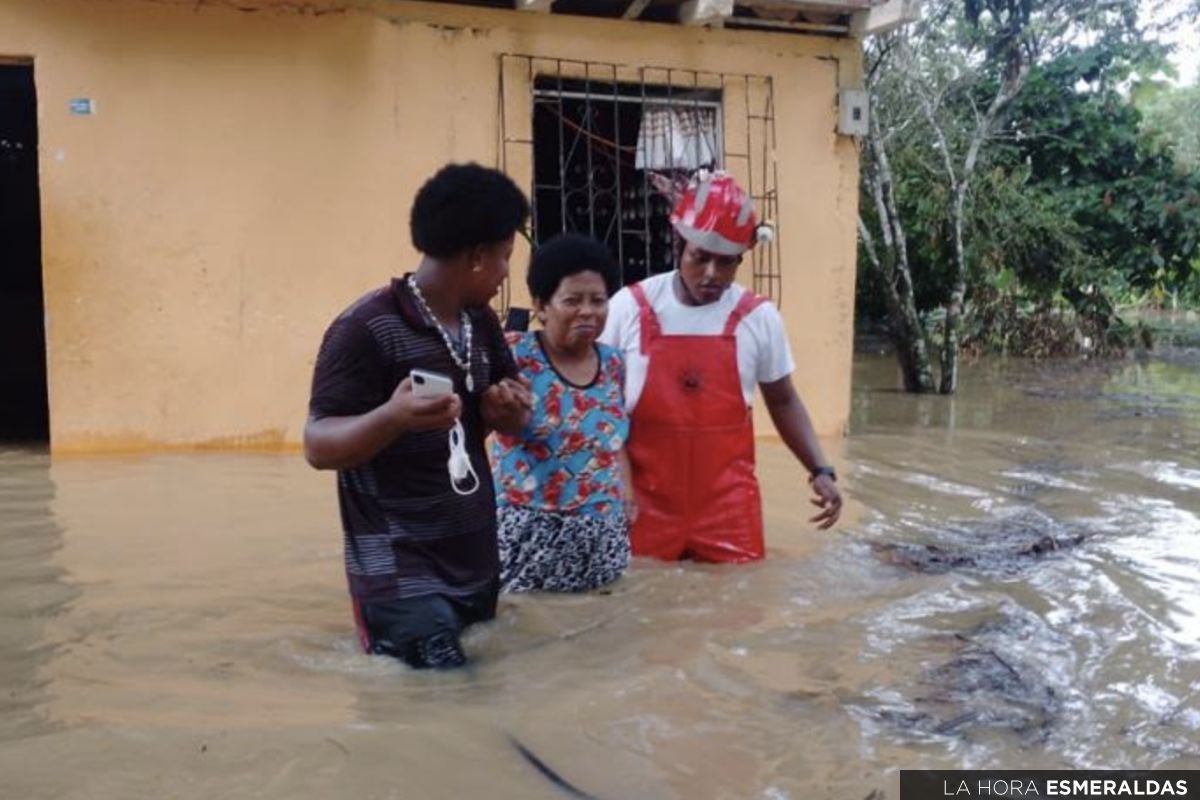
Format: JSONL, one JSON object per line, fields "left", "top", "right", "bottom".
{"left": 858, "top": 41, "right": 937, "bottom": 392}
{"left": 1004, "top": 42, "right": 1200, "bottom": 311}
{"left": 859, "top": 0, "right": 1147, "bottom": 390}
{"left": 1140, "top": 83, "right": 1200, "bottom": 171}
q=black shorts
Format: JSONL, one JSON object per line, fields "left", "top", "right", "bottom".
{"left": 352, "top": 585, "right": 498, "bottom": 670}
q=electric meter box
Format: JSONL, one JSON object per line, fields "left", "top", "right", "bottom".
{"left": 838, "top": 89, "right": 869, "bottom": 137}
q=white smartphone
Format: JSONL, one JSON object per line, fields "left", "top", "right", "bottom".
{"left": 410, "top": 368, "right": 454, "bottom": 398}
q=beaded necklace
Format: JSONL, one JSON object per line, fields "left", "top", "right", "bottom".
{"left": 407, "top": 274, "right": 475, "bottom": 392}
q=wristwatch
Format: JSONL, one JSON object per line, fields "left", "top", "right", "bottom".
{"left": 809, "top": 465, "right": 837, "bottom": 483}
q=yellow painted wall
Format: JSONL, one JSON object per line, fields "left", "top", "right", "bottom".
{"left": 0, "top": 0, "right": 862, "bottom": 452}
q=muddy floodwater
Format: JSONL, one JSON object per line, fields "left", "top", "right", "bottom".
{"left": 2, "top": 352, "right": 1199, "bottom": 799}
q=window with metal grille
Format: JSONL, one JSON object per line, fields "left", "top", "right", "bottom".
{"left": 498, "top": 55, "right": 782, "bottom": 309}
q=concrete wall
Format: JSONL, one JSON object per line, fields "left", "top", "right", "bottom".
{"left": 0, "top": 0, "right": 862, "bottom": 452}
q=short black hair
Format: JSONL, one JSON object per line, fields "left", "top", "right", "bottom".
{"left": 527, "top": 234, "right": 621, "bottom": 302}
{"left": 410, "top": 163, "right": 530, "bottom": 258}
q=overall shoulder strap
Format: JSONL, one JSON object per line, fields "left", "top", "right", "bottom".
{"left": 629, "top": 282, "right": 662, "bottom": 355}
{"left": 723, "top": 290, "right": 768, "bottom": 336}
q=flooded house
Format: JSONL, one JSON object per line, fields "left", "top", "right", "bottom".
{"left": 0, "top": 0, "right": 916, "bottom": 452}
{"left": 8, "top": 6, "right": 1200, "bottom": 796}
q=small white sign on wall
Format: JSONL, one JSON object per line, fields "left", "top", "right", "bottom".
{"left": 69, "top": 98, "right": 95, "bottom": 115}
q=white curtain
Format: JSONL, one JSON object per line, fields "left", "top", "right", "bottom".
{"left": 635, "top": 104, "right": 719, "bottom": 171}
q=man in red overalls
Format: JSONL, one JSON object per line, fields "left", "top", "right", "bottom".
{"left": 600, "top": 171, "right": 842, "bottom": 563}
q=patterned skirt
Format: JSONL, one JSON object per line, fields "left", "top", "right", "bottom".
{"left": 497, "top": 505, "right": 631, "bottom": 593}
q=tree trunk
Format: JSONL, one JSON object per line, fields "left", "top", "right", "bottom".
{"left": 939, "top": 187, "right": 968, "bottom": 394}
{"left": 933, "top": 65, "right": 1029, "bottom": 394}
{"left": 859, "top": 218, "right": 935, "bottom": 392}
{"left": 860, "top": 101, "right": 936, "bottom": 394}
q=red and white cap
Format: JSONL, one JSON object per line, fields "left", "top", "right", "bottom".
{"left": 670, "top": 171, "right": 769, "bottom": 256}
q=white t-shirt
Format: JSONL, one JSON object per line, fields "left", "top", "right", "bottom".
{"left": 599, "top": 272, "right": 795, "bottom": 410}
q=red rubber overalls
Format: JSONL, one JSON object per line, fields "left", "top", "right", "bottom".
{"left": 626, "top": 282, "right": 767, "bottom": 563}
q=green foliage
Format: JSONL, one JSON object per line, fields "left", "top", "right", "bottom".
{"left": 1139, "top": 83, "right": 1200, "bottom": 171}
{"left": 1005, "top": 43, "right": 1200, "bottom": 306}
{"left": 856, "top": 4, "right": 1200, "bottom": 356}
{"left": 966, "top": 167, "right": 1091, "bottom": 300}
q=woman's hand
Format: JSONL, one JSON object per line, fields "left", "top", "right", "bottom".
{"left": 482, "top": 376, "right": 533, "bottom": 434}
{"left": 618, "top": 447, "right": 638, "bottom": 525}
{"left": 623, "top": 493, "right": 639, "bottom": 525}
{"left": 808, "top": 474, "right": 842, "bottom": 530}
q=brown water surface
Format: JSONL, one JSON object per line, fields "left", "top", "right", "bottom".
{"left": 2, "top": 353, "right": 1199, "bottom": 799}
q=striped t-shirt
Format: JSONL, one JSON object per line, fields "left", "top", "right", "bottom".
{"left": 308, "top": 277, "right": 517, "bottom": 603}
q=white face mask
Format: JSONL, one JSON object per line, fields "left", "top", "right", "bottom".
{"left": 448, "top": 420, "right": 479, "bottom": 496}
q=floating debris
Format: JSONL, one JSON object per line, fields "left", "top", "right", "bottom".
{"left": 870, "top": 509, "right": 1088, "bottom": 575}
{"left": 510, "top": 735, "right": 599, "bottom": 800}
{"left": 869, "top": 616, "right": 1063, "bottom": 744}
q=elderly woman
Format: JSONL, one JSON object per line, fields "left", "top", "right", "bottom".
{"left": 492, "top": 234, "right": 632, "bottom": 592}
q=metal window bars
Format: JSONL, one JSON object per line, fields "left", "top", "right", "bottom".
{"left": 497, "top": 54, "right": 782, "bottom": 313}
